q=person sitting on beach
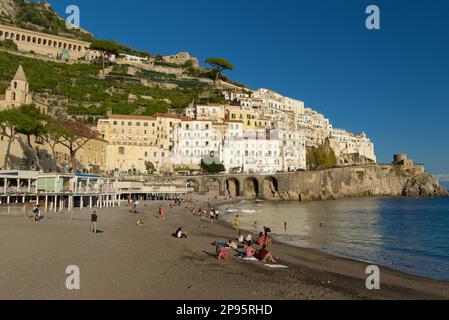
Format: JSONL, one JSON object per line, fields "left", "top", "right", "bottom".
{"left": 264, "top": 226, "right": 273, "bottom": 247}
{"left": 257, "top": 245, "right": 277, "bottom": 263}
{"left": 237, "top": 232, "right": 244, "bottom": 243}
{"left": 246, "top": 243, "right": 257, "bottom": 258}
{"left": 228, "top": 240, "right": 238, "bottom": 250}
{"left": 213, "top": 241, "right": 228, "bottom": 253}
{"left": 176, "top": 227, "right": 188, "bottom": 239}
{"left": 257, "top": 232, "right": 266, "bottom": 246}
{"left": 245, "top": 234, "right": 252, "bottom": 245}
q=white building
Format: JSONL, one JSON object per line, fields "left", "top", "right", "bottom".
{"left": 277, "top": 130, "right": 307, "bottom": 172}
{"left": 241, "top": 129, "right": 281, "bottom": 174}
{"left": 330, "top": 129, "right": 376, "bottom": 163}
{"left": 171, "top": 120, "right": 221, "bottom": 169}
{"left": 118, "top": 53, "right": 148, "bottom": 64}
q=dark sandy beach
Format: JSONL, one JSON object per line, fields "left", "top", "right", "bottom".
{"left": 1, "top": 199, "right": 449, "bottom": 300}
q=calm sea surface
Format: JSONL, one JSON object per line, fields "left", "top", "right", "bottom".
{"left": 222, "top": 185, "right": 449, "bottom": 281}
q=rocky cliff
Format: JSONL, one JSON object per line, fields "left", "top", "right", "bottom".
{"left": 275, "top": 165, "right": 448, "bottom": 201}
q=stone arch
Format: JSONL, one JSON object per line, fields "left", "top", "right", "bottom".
{"left": 21, "top": 35, "right": 25, "bottom": 41}
{"left": 186, "top": 179, "right": 200, "bottom": 193}
{"left": 16, "top": 34, "right": 20, "bottom": 41}
{"left": 0, "top": 31, "right": 3, "bottom": 37}
{"left": 10, "top": 33, "right": 14, "bottom": 39}
{"left": 263, "top": 176, "right": 280, "bottom": 200}
{"left": 27, "top": 36, "right": 31, "bottom": 42}
{"left": 225, "top": 178, "right": 240, "bottom": 198}
{"left": 205, "top": 177, "right": 220, "bottom": 196}
{"left": 5, "top": 32, "right": 9, "bottom": 38}
{"left": 32, "top": 37, "right": 36, "bottom": 43}
{"left": 244, "top": 177, "right": 259, "bottom": 199}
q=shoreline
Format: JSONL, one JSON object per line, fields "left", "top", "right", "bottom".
{"left": 1, "top": 197, "right": 449, "bottom": 299}
{"left": 211, "top": 197, "right": 449, "bottom": 285}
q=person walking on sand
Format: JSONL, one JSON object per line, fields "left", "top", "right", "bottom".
{"left": 159, "top": 205, "right": 166, "bottom": 219}
{"left": 284, "top": 221, "right": 288, "bottom": 232}
{"left": 90, "top": 211, "right": 98, "bottom": 234}
{"left": 33, "top": 205, "right": 41, "bottom": 222}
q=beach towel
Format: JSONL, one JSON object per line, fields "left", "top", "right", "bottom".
{"left": 264, "top": 264, "right": 288, "bottom": 269}
{"left": 241, "top": 257, "right": 259, "bottom": 262}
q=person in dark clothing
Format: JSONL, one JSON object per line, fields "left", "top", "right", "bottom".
{"left": 90, "top": 211, "right": 98, "bottom": 234}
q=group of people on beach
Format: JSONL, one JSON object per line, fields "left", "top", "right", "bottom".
{"left": 211, "top": 217, "right": 277, "bottom": 263}
{"left": 213, "top": 226, "right": 277, "bottom": 263}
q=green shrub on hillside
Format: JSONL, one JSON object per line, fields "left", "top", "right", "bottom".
{"left": 307, "top": 139, "right": 337, "bottom": 170}
{"left": 0, "top": 51, "right": 225, "bottom": 117}
{"left": 0, "top": 39, "right": 18, "bottom": 51}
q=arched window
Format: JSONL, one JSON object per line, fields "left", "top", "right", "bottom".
{"left": 11, "top": 92, "right": 16, "bottom": 101}
{"left": 5, "top": 32, "right": 9, "bottom": 38}
{"left": 38, "top": 38, "right": 41, "bottom": 44}
{"left": 14, "top": 82, "right": 17, "bottom": 89}
{"left": 32, "top": 37, "right": 36, "bottom": 43}
{"left": 21, "top": 35, "right": 26, "bottom": 41}
{"left": 48, "top": 40, "right": 52, "bottom": 46}
{"left": 16, "top": 34, "right": 20, "bottom": 41}
{"left": 59, "top": 42, "right": 62, "bottom": 48}
{"left": 27, "top": 36, "right": 31, "bottom": 42}
{"left": 0, "top": 31, "right": 3, "bottom": 37}
{"left": 10, "top": 33, "right": 14, "bottom": 39}
{"left": 78, "top": 45, "right": 82, "bottom": 51}
{"left": 43, "top": 39, "right": 47, "bottom": 45}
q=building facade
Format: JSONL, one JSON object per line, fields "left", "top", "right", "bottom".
{"left": 0, "top": 24, "right": 91, "bottom": 61}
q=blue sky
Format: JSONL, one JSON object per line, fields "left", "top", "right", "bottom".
{"left": 43, "top": 0, "right": 449, "bottom": 175}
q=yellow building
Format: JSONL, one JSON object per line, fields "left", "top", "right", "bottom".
{"left": 226, "top": 109, "right": 271, "bottom": 129}
{"left": 97, "top": 114, "right": 189, "bottom": 173}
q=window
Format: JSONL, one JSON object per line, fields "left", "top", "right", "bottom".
{"left": 118, "top": 147, "right": 125, "bottom": 155}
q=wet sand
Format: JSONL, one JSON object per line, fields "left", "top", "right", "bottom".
{"left": 0, "top": 199, "right": 449, "bottom": 300}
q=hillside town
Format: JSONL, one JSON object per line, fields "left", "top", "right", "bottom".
{"left": 0, "top": 22, "right": 376, "bottom": 177}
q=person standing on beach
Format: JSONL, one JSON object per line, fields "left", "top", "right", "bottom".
{"left": 33, "top": 205, "right": 41, "bottom": 222}
{"left": 284, "top": 222, "right": 287, "bottom": 232}
{"left": 90, "top": 211, "right": 98, "bottom": 234}
{"left": 235, "top": 215, "right": 241, "bottom": 233}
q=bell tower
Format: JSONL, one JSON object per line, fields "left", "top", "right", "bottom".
{"left": 4, "top": 65, "right": 32, "bottom": 108}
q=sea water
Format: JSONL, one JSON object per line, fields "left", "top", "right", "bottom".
{"left": 222, "top": 190, "right": 449, "bottom": 281}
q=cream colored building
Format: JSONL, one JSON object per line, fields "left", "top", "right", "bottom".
{"left": 97, "top": 114, "right": 187, "bottom": 173}
{"left": 0, "top": 24, "right": 91, "bottom": 61}
{"left": 330, "top": 129, "right": 376, "bottom": 164}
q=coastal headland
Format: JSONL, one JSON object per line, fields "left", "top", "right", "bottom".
{"left": 1, "top": 198, "right": 449, "bottom": 300}
{"left": 186, "top": 164, "right": 448, "bottom": 201}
